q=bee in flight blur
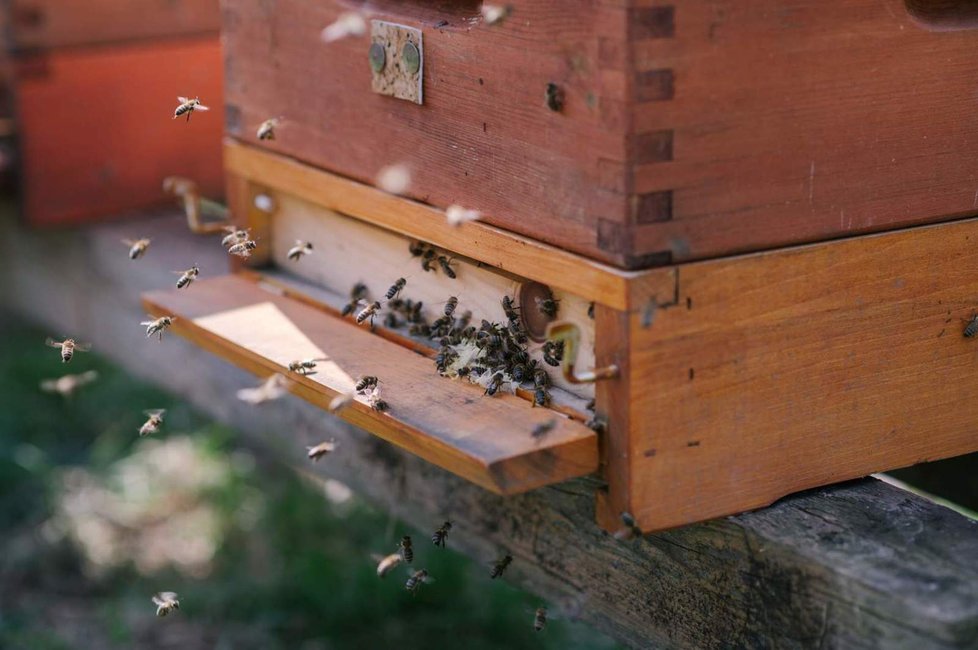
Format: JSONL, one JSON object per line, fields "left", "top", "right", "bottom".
{"left": 40, "top": 370, "right": 98, "bottom": 398}
{"left": 405, "top": 568, "right": 434, "bottom": 595}
{"left": 220, "top": 226, "right": 250, "bottom": 248}
{"left": 152, "top": 592, "right": 180, "bottom": 617}
{"left": 489, "top": 554, "right": 512, "bottom": 579}
{"left": 287, "top": 240, "right": 314, "bottom": 261}
{"left": 141, "top": 316, "right": 174, "bottom": 341}
{"left": 45, "top": 337, "right": 91, "bottom": 363}
{"left": 374, "top": 552, "right": 403, "bottom": 578}
{"left": 139, "top": 409, "right": 166, "bottom": 437}
{"left": 227, "top": 238, "right": 258, "bottom": 258}
{"left": 174, "top": 264, "right": 199, "bottom": 289}
{"left": 431, "top": 521, "right": 452, "bottom": 548}
{"left": 328, "top": 391, "right": 355, "bottom": 413}
{"left": 236, "top": 374, "right": 291, "bottom": 405}
{"left": 307, "top": 439, "right": 337, "bottom": 461}
{"left": 533, "top": 606, "right": 548, "bottom": 632}
{"left": 173, "top": 96, "right": 209, "bottom": 121}
{"left": 398, "top": 535, "right": 414, "bottom": 563}
{"left": 122, "top": 238, "right": 151, "bottom": 260}
{"left": 257, "top": 117, "right": 282, "bottom": 141}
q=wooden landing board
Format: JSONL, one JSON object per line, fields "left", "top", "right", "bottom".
{"left": 612, "top": 216, "right": 978, "bottom": 531}
{"left": 142, "top": 274, "right": 597, "bottom": 494}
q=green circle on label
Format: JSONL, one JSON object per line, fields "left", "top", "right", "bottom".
{"left": 402, "top": 42, "right": 421, "bottom": 75}
{"left": 369, "top": 43, "right": 386, "bottom": 73}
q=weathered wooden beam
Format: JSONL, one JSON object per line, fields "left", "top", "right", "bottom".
{"left": 1, "top": 211, "right": 976, "bottom": 649}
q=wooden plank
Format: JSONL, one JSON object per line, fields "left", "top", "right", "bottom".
{"left": 624, "top": 216, "right": 978, "bottom": 531}
{"left": 3, "top": 210, "right": 978, "bottom": 650}
{"left": 224, "top": 144, "right": 641, "bottom": 309}
{"left": 15, "top": 37, "right": 224, "bottom": 225}
{"left": 7, "top": 0, "right": 220, "bottom": 51}
{"left": 141, "top": 274, "right": 598, "bottom": 495}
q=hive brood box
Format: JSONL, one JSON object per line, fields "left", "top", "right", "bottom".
{"left": 145, "top": 1, "right": 978, "bottom": 531}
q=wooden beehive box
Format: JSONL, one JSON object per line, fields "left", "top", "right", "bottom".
{"left": 6, "top": 0, "right": 225, "bottom": 225}
{"left": 145, "top": 1, "right": 978, "bottom": 532}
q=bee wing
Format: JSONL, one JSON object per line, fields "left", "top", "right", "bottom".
{"left": 77, "top": 370, "right": 99, "bottom": 384}
{"left": 121, "top": 238, "right": 136, "bottom": 246}
{"left": 74, "top": 343, "right": 92, "bottom": 352}
{"left": 195, "top": 104, "right": 210, "bottom": 111}
{"left": 39, "top": 379, "right": 58, "bottom": 392}
{"left": 177, "top": 96, "right": 189, "bottom": 103}
{"left": 143, "top": 409, "right": 166, "bottom": 417}
{"left": 44, "top": 337, "right": 63, "bottom": 348}
{"left": 158, "top": 591, "right": 178, "bottom": 600}
{"left": 140, "top": 320, "right": 154, "bottom": 326}
{"left": 151, "top": 595, "right": 165, "bottom": 606}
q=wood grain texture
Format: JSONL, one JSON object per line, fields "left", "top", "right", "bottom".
{"left": 7, "top": 0, "right": 220, "bottom": 50}
{"left": 3, "top": 211, "right": 977, "bottom": 649}
{"left": 15, "top": 37, "right": 224, "bottom": 225}
{"left": 224, "top": 145, "right": 641, "bottom": 310}
{"left": 623, "top": 216, "right": 978, "bottom": 530}
{"left": 142, "top": 274, "right": 598, "bottom": 494}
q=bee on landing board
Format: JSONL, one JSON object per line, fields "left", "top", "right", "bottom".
{"left": 355, "top": 376, "right": 379, "bottom": 393}
{"left": 307, "top": 439, "right": 337, "bottom": 461}
{"left": 257, "top": 117, "right": 282, "bottom": 141}
{"left": 535, "top": 296, "right": 560, "bottom": 318}
{"left": 45, "top": 337, "right": 91, "bottom": 363}
{"left": 40, "top": 370, "right": 98, "bottom": 398}
{"left": 139, "top": 409, "right": 166, "bottom": 437}
{"left": 122, "top": 238, "right": 151, "bottom": 260}
{"left": 173, "top": 264, "right": 199, "bottom": 289}
{"left": 141, "top": 316, "right": 174, "bottom": 341}
{"left": 489, "top": 554, "right": 512, "bottom": 579}
{"left": 287, "top": 240, "right": 314, "bottom": 262}
{"left": 542, "top": 340, "right": 564, "bottom": 367}
{"left": 173, "top": 96, "right": 209, "bottom": 121}
{"left": 374, "top": 552, "right": 403, "bottom": 578}
{"left": 405, "top": 568, "right": 433, "bottom": 595}
{"left": 288, "top": 358, "right": 324, "bottom": 376}
{"left": 437, "top": 256, "right": 457, "bottom": 279}
{"left": 152, "top": 592, "right": 180, "bottom": 617}
{"left": 431, "top": 521, "right": 452, "bottom": 548}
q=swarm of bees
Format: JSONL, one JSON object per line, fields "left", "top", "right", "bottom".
{"left": 173, "top": 96, "right": 209, "bottom": 122}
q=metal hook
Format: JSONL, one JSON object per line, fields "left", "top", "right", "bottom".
{"left": 545, "top": 321, "right": 619, "bottom": 384}
{"left": 163, "top": 176, "right": 230, "bottom": 235}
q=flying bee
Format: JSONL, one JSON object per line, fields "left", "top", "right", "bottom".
{"left": 489, "top": 554, "right": 512, "bottom": 579}
{"left": 613, "top": 511, "right": 643, "bottom": 540}
{"left": 328, "top": 392, "right": 355, "bottom": 413}
{"left": 531, "top": 419, "right": 557, "bottom": 441}
{"left": 386, "top": 278, "right": 407, "bottom": 300}
{"left": 45, "top": 337, "right": 91, "bottom": 363}
{"left": 398, "top": 535, "right": 414, "bottom": 563}
{"left": 287, "top": 240, "right": 314, "bottom": 261}
{"left": 256, "top": 117, "right": 282, "bottom": 140}
{"left": 220, "top": 226, "right": 250, "bottom": 248}
{"left": 139, "top": 409, "right": 166, "bottom": 437}
{"left": 356, "top": 300, "right": 382, "bottom": 325}
{"left": 431, "top": 521, "right": 452, "bottom": 548}
{"left": 437, "top": 256, "right": 457, "bottom": 279}
{"left": 227, "top": 239, "right": 258, "bottom": 258}
{"left": 374, "top": 552, "right": 403, "bottom": 578}
{"left": 173, "top": 96, "right": 209, "bottom": 121}
{"left": 173, "top": 264, "right": 199, "bottom": 289}
{"left": 484, "top": 372, "right": 504, "bottom": 396}
{"left": 40, "top": 370, "right": 98, "bottom": 398}
{"left": 141, "top": 316, "right": 174, "bottom": 341}
{"left": 122, "top": 238, "right": 151, "bottom": 260}
{"left": 481, "top": 4, "right": 512, "bottom": 26}
{"left": 342, "top": 282, "right": 369, "bottom": 317}
{"left": 533, "top": 606, "right": 548, "bottom": 632}
{"left": 444, "top": 296, "right": 459, "bottom": 317}
{"left": 421, "top": 248, "right": 437, "bottom": 272}
{"left": 542, "top": 340, "right": 564, "bottom": 367}
{"left": 288, "top": 358, "right": 324, "bottom": 375}
{"left": 964, "top": 313, "right": 978, "bottom": 338}
{"left": 405, "top": 568, "right": 434, "bottom": 595}
{"left": 535, "top": 296, "right": 559, "bottom": 318}
{"left": 355, "top": 376, "right": 379, "bottom": 393}
{"left": 152, "top": 592, "right": 180, "bottom": 617}
{"left": 307, "top": 439, "right": 337, "bottom": 461}
{"left": 236, "top": 374, "right": 291, "bottom": 404}
{"left": 445, "top": 204, "right": 482, "bottom": 227}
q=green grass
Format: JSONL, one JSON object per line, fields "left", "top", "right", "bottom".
{"left": 0, "top": 318, "right": 620, "bottom": 650}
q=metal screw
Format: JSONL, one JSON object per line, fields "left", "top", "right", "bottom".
{"left": 402, "top": 42, "right": 421, "bottom": 75}
{"left": 369, "top": 43, "right": 386, "bottom": 73}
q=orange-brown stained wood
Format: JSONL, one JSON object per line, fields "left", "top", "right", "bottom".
{"left": 16, "top": 37, "right": 224, "bottom": 225}
{"left": 624, "top": 216, "right": 978, "bottom": 531}
{"left": 142, "top": 274, "right": 598, "bottom": 494}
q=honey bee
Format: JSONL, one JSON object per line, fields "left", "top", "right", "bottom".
{"left": 236, "top": 374, "right": 291, "bottom": 404}
{"left": 122, "top": 238, "right": 151, "bottom": 260}
{"left": 535, "top": 296, "right": 559, "bottom": 318}
{"left": 531, "top": 419, "right": 557, "bottom": 441}
{"left": 484, "top": 372, "right": 504, "bottom": 396}
{"left": 173, "top": 96, "right": 209, "bottom": 121}
{"left": 964, "top": 313, "right": 978, "bottom": 338}
{"left": 408, "top": 241, "right": 426, "bottom": 257}
{"left": 307, "top": 439, "right": 337, "bottom": 461}
{"left": 45, "top": 337, "right": 91, "bottom": 363}
{"left": 545, "top": 82, "right": 564, "bottom": 112}
{"left": 588, "top": 302, "right": 595, "bottom": 319}
{"left": 385, "top": 278, "right": 407, "bottom": 300}
{"left": 152, "top": 592, "right": 180, "bottom": 617}
{"left": 342, "top": 283, "right": 369, "bottom": 317}
{"left": 227, "top": 239, "right": 258, "bottom": 258}
{"left": 613, "top": 511, "right": 643, "bottom": 540}
{"left": 511, "top": 359, "right": 537, "bottom": 383}
{"left": 489, "top": 554, "right": 512, "bottom": 579}
{"left": 445, "top": 204, "right": 482, "bottom": 227}
{"left": 542, "top": 340, "right": 564, "bottom": 367}
{"left": 174, "top": 264, "right": 199, "bottom": 289}
{"left": 421, "top": 248, "right": 437, "bottom": 272}
{"left": 287, "top": 240, "right": 314, "bottom": 261}
{"left": 437, "top": 256, "right": 457, "bottom": 279}
{"left": 444, "top": 296, "right": 459, "bottom": 317}
{"left": 398, "top": 535, "right": 414, "bottom": 563}
{"left": 431, "top": 521, "right": 452, "bottom": 548}
{"left": 368, "top": 390, "right": 389, "bottom": 412}
{"left": 405, "top": 568, "right": 433, "bottom": 594}
{"left": 355, "top": 376, "right": 379, "bottom": 393}
{"left": 532, "top": 367, "right": 550, "bottom": 389}
{"left": 533, "top": 606, "right": 548, "bottom": 632}
{"left": 220, "top": 226, "right": 250, "bottom": 248}
{"left": 374, "top": 552, "right": 403, "bottom": 578}
{"left": 288, "top": 358, "right": 324, "bottom": 375}
{"left": 501, "top": 296, "right": 520, "bottom": 322}
{"left": 321, "top": 12, "right": 368, "bottom": 43}
{"left": 328, "top": 392, "right": 355, "bottom": 413}
{"left": 139, "top": 409, "right": 166, "bottom": 437}
{"left": 40, "top": 370, "right": 98, "bottom": 398}
{"left": 532, "top": 387, "right": 550, "bottom": 408}
{"left": 356, "top": 301, "right": 382, "bottom": 325}
{"left": 481, "top": 4, "right": 512, "bottom": 25}
{"left": 257, "top": 117, "right": 282, "bottom": 141}
{"left": 141, "top": 316, "right": 174, "bottom": 341}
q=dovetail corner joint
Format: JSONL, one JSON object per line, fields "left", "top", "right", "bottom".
{"left": 370, "top": 21, "right": 423, "bottom": 105}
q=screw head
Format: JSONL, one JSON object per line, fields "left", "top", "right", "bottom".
{"left": 402, "top": 42, "right": 421, "bottom": 75}
{"left": 369, "top": 43, "right": 386, "bottom": 73}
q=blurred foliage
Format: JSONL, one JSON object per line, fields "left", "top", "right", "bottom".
{"left": 0, "top": 318, "right": 621, "bottom": 650}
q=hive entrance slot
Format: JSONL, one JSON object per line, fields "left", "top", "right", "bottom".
{"left": 905, "top": 0, "right": 978, "bottom": 30}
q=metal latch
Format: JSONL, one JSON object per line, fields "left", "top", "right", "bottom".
{"left": 369, "top": 20, "right": 423, "bottom": 105}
